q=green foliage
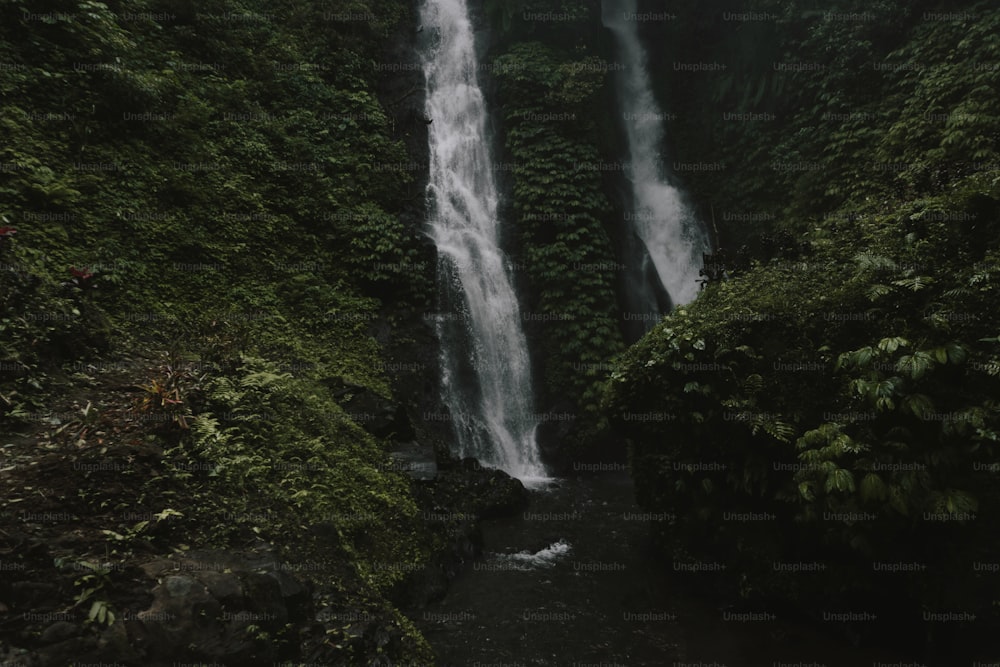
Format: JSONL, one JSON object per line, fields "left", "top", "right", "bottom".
{"left": 484, "top": 0, "right": 592, "bottom": 36}
{"left": 494, "top": 42, "right": 625, "bottom": 419}
{"left": 0, "top": 0, "right": 431, "bottom": 335}
{"left": 1, "top": 1, "right": 435, "bottom": 661}
{"left": 604, "top": 2, "right": 1000, "bottom": 622}
{"left": 186, "top": 355, "right": 428, "bottom": 592}
{"left": 0, "top": 244, "right": 105, "bottom": 419}
{"left": 57, "top": 556, "right": 117, "bottom": 625}
{"left": 344, "top": 202, "right": 430, "bottom": 296}
{"left": 606, "top": 220, "right": 1000, "bottom": 615}
{"left": 660, "top": 0, "right": 1000, "bottom": 247}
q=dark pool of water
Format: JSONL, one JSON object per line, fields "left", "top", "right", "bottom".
{"left": 411, "top": 471, "right": 924, "bottom": 667}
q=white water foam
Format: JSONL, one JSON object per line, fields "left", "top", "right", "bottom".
{"left": 490, "top": 540, "right": 573, "bottom": 571}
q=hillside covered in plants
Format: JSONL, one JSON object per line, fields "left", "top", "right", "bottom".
{"left": 604, "top": 0, "right": 1000, "bottom": 659}
{"left": 2, "top": 0, "right": 999, "bottom": 664}
{"left": 0, "top": 1, "right": 505, "bottom": 664}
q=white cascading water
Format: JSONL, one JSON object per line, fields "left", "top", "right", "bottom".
{"left": 489, "top": 540, "right": 573, "bottom": 571}
{"left": 602, "top": 0, "right": 710, "bottom": 307}
{"left": 419, "top": 0, "right": 547, "bottom": 482}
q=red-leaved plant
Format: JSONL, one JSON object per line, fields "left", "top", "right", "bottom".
{"left": 67, "top": 266, "right": 97, "bottom": 291}
{"left": 0, "top": 226, "right": 16, "bottom": 254}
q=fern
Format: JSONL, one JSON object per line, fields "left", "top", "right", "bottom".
{"left": 892, "top": 275, "right": 934, "bottom": 292}
{"left": 854, "top": 251, "right": 898, "bottom": 272}
{"left": 240, "top": 369, "right": 291, "bottom": 390}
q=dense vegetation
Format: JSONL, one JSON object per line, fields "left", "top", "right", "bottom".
{"left": 1, "top": 0, "right": 441, "bottom": 663}
{"left": 493, "top": 41, "right": 623, "bottom": 427}
{"left": 605, "top": 0, "right": 1000, "bottom": 655}
{"left": 485, "top": 0, "right": 628, "bottom": 455}
{"left": 5, "top": 0, "right": 999, "bottom": 661}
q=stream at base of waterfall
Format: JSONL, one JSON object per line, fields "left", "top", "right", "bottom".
{"left": 412, "top": 471, "right": 913, "bottom": 666}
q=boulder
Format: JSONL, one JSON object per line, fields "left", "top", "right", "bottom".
{"left": 119, "top": 549, "right": 312, "bottom": 666}
{"left": 393, "top": 455, "right": 530, "bottom": 610}
{"left": 323, "top": 376, "right": 416, "bottom": 441}
{"left": 387, "top": 441, "right": 438, "bottom": 481}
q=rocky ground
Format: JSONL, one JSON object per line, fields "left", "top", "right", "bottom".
{"left": 0, "top": 352, "right": 527, "bottom": 666}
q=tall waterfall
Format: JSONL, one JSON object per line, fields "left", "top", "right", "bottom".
{"left": 602, "top": 0, "right": 710, "bottom": 309}
{"left": 419, "top": 0, "right": 547, "bottom": 481}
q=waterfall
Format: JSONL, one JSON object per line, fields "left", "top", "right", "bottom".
{"left": 419, "top": 0, "right": 547, "bottom": 482}
{"left": 602, "top": 0, "right": 710, "bottom": 310}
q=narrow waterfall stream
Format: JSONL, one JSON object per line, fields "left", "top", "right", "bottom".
{"left": 419, "top": 0, "right": 546, "bottom": 482}
{"left": 602, "top": 0, "right": 711, "bottom": 311}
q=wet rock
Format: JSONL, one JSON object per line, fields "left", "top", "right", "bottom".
{"left": 95, "top": 619, "right": 142, "bottom": 664}
{"left": 10, "top": 581, "right": 60, "bottom": 609}
{"left": 39, "top": 621, "right": 78, "bottom": 643}
{"left": 265, "top": 570, "right": 311, "bottom": 623}
{"left": 395, "top": 455, "right": 526, "bottom": 609}
{"left": 321, "top": 375, "right": 367, "bottom": 399}
{"left": 120, "top": 550, "right": 312, "bottom": 665}
{"left": 535, "top": 398, "right": 578, "bottom": 468}
{"left": 0, "top": 532, "right": 49, "bottom": 563}
{"left": 324, "top": 377, "right": 415, "bottom": 441}
{"left": 36, "top": 637, "right": 97, "bottom": 667}
{"left": 346, "top": 392, "right": 414, "bottom": 440}
{"left": 454, "top": 458, "right": 529, "bottom": 519}
{"left": 393, "top": 515, "right": 482, "bottom": 609}
{"left": 163, "top": 574, "right": 198, "bottom": 598}
{"left": 0, "top": 649, "right": 35, "bottom": 667}
{"left": 419, "top": 457, "right": 528, "bottom": 522}
{"left": 387, "top": 441, "right": 438, "bottom": 481}
{"left": 199, "top": 570, "right": 244, "bottom": 603}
